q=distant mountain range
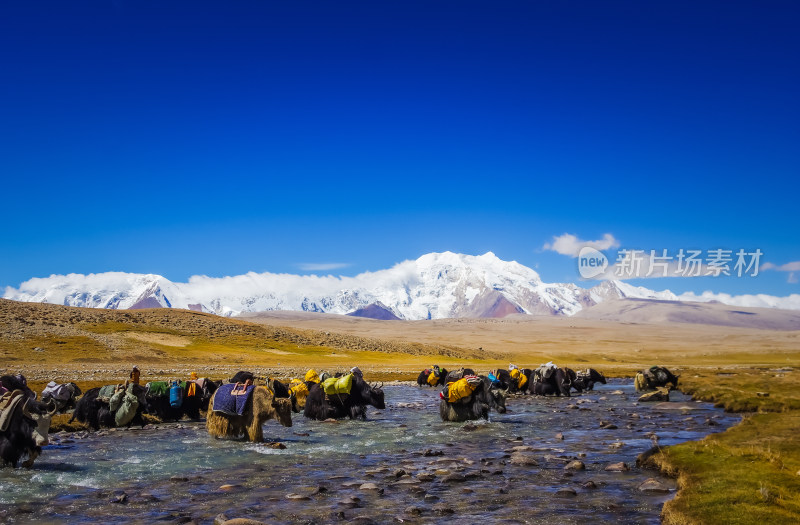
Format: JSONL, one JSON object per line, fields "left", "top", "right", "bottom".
{"left": 3, "top": 251, "right": 796, "bottom": 319}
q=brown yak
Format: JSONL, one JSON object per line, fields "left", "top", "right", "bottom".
{"left": 206, "top": 386, "right": 292, "bottom": 442}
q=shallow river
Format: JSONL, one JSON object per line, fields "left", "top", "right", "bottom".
{"left": 0, "top": 380, "right": 738, "bottom": 524}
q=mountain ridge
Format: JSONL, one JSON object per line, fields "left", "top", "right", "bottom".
{"left": 5, "top": 251, "right": 791, "bottom": 319}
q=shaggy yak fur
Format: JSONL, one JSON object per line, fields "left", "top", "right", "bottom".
{"left": 69, "top": 385, "right": 148, "bottom": 430}
{"left": 0, "top": 393, "right": 56, "bottom": 468}
{"left": 303, "top": 376, "right": 385, "bottom": 421}
{"left": 529, "top": 367, "right": 572, "bottom": 397}
{"left": 206, "top": 386, "right": 293, "bottom": 442}
{"left": 439, "top": 376, "right": 507, "bottom": 422}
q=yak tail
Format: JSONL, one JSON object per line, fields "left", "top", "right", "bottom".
{"left": 634, "top": 373, "right": 646, "bottom": 392}
{"left": 205, "top": 409, "right": 235, "bottom": 438}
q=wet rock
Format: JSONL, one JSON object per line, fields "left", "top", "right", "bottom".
{"left": 582, "top": 480, "right": 598, "bottom": 489}
{"left": 393, "top": 469, "right": 407, "bottom": 478}
{"left": 564, "top": 460, "right": 585, "bottom": 470}
{"left": 610, "top": 442, "right": 625, "bottom": 448}
{"left": 463, "top": 423, "right": 479, "bottom": 431}
{"left": 422, "top": 449, "right": 443, "bottom": 457}
{"left": 416, "top": 473, "right": 435, "bottom": 482}
{"left": 638, "top": 388, "right": 670, "bottom": 402}
{"left": 435, "top": 469, "right": 450, "bottom": 476}
{"left": 509, "top": 445, "right": 536, "bottom": 452}
{"left": 359, "top": 483, "right": 384, "bottom": 495}
{"left": 611, "top": 390, "right": 624, "bottom": 395}
{"left": 510, "top": 453, "right": 539, "bottom": 466}
{"left": 443, "top": 473, "right": 467, "bottom": 482}
{"left": 555, "top": 432, "right": 564, "bottom": 440}
{"left": 218, "top": 484, "right": 241, "bottom": 491}
{"left": 221, "top": 520, "right": 267, "bottom": 525}
{"left": 265, "top": 442, "right": 286, "bottom": 449}
{"left": 349, "top": 517, "right": 376, "bottom": 524}
{"left": 213, "top": 514, "right": 229, "bottom": 525}
{"left": 110, "top": 491, "right": 128, "bottom": 504}
{"left": 424, "top": 494, "right": 439, "bottom": 502}
{"left": 604, "top": 462, "right": 630, "bottom": 472}
{"left": 555, "top": 487, "right": 577, "bottom": 497}
{"left": 404, "top": 506, "right": 424, "bottom": 516}
{"left": 599, "top": 422, "right": 618, "bottom": 430}
{"left": 170, "top": 476, "right": 190, "bottom": 482}
{"left": 286, "top": 493, "right": 311, "bottom": 501}
{"left": 433, "top": 503, "right": 455, "bottom": 515}
{"left": 637, "top": 478, "right": 671, "bottom": 494}
{"left": 338, "top": 496, "right": 362, "bottom": 508}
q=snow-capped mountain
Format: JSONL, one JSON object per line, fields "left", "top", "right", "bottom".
{"left": 1, "top": 251, "right": 685, "bottom": 319}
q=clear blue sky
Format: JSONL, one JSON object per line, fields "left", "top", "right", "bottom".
{"left": 1, "top": 1, "right": 798, "bottom": 297}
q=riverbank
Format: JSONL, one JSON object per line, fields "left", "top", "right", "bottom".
{"left": 643, "top": 367, "right": 800, "bottom": 524}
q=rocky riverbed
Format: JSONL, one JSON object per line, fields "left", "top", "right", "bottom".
{"left": 0, "top": 380, "right": 737, "bottom": 524}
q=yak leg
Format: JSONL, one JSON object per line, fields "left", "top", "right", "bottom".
{"left": 21, "top": 449, "right": 39, "bottom": 469}
{"left": 247, "top": 415, "right": 264, "bottom": 442}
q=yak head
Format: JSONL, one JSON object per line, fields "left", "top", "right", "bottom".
{"left": 366, "top": 382, "right": 385, "bottom": 409}
{"left": 22, "top": 397, "right": 57, "bottom": 447}
{"left": 270, "top": 397, "right": 293, "bottom": 428}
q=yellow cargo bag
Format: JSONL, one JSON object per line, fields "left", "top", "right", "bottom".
{"left": 427, "top": 371, "right": 439, "bottom": 386}
{"left": 446, "top": 377, "right": 480, "bottom": 403}
{"left": 517, "top": 373, "right": 528, "bottom": 390}
{"left": 305, "top": 369, "right": 321, "bottom": 384}
{"left": 322, "top": 374, "right": 353, "bottom": 396}
{"left": 510, "top": 368, "right": 521, "bottom": 380}
{"left": 289, "top": 380, "right": 309, "bottom": 398}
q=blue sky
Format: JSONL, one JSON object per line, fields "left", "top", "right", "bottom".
{"left": 1, "top": 1, "right": 798, "bottom": 297}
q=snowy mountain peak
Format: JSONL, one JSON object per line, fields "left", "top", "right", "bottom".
{"left": 4, "top": 252, "right": 788, "bottom": 319}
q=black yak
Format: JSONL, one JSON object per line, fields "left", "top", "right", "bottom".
{"left": 41, "top": 381, "right": 82, "bottom": 413}
{"left": 571, "top": 368, "right": 606, "bottom": 392}
{"left": 0, "top": 374, "right": 36, "bottom": 400}
{"left": 416, "top": 367, "right": 448, "bottom": 387}
{"left": 635, "top": 366, "right": 679, "bottom": 392}
{"left": 439, "top": 376, "right": 507, "bottom": 422}
{"left": 0, "top": 391, "right": 57, "bottom": 468}
{"left": 530, "top": 366, "right": 572, "bottom": 397}
{"left": 303, "top": 375, "right": 385, "bottom": 421}
{"left": 70, "top": 384, "right": 148, "bottom": 430}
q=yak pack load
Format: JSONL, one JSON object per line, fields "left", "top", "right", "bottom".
{"left": 322, "top": 374, "right": 354, "bottom": 397}
{"left": 106, "top": 383, "right": 140, "bottom": 427}
{"left": 288, "top": 378, "right": 309, "bottom": 398}
{"left": 304, "top": 369, "right": 321, "bottom": 384}
{"left": 509, "top": 368, "right": 528, "bottom": 390}
{"left": 169, "top": 381, "right": 183, "bottom": 408}
{"left": 441, "top": 375, "right": 482, "bottom": 403}
{"left": 536, "top": 361, "right": 558, "bottom": 381}
{"left": 0, "top": 390, "right": 27, "bottom": 432}
{"left": 426, "top": 365, "right": 442, "bottom": 387}
{"left": 212, "top": 382, "right": 255, "bottom": 416}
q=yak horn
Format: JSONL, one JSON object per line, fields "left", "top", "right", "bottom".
{"left": 46, "top": 398, "right": 58, "bottom": 415}
{"left": 21, "top": 399, "right": 41, "bottom": 421}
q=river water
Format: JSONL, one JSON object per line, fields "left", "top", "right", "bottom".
{"left": 0, "top": 380, "right": 737, "bottom": 524}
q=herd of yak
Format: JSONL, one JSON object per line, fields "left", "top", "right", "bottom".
{"left": 0, "top": 364, "right": 678, "bottom": 469}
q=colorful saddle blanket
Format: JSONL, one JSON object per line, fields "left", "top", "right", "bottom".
{"left": 213, "top": 383, "right": 255, "bottom": 416}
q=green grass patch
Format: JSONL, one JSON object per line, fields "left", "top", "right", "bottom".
{"left": 651, "top": 369, "right": 800, "bottom": 524}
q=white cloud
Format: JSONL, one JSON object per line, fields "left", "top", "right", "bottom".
{"left": 543, "top": 233, "right": 620, "bottom": 257}
{"left": 761, "top": 260, "right": 800, "bottom": 272}
{"left": 789, "top": 272, "right": 798, "bottom": 284}
{"left": 297, "top": 263, "right": 351, "bottom": 272}
{"left": 677, "top": 290, "right": 800, "bottom": 310}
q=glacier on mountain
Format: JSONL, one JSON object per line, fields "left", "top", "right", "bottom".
{"left": 4, "top": 251, "right": 773, "bottom": 319}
